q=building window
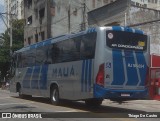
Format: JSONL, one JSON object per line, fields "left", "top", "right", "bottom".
{"left": 41, "top": 31, "right": 45, "bottom": 41}
{"left": 73, "top": 8, "right": 77, "bottom": 16}
{"left": 39, "top": 8, "right": 45, "bottom": 19}
{"left": 35, "top": 34, "right": 38, "bottom": 43}
{"left": 136, "top": 2, "right": 140, "bottom": 6}
{"left": 27, "top": 16, "right": 32, "bottom": 25}
{"left": 50, "top": 7, "right": 55, "bottom": 16}
{"left": 27, "top": 0, "right": 32, "bottom": 9}
{"left": 39, "top": 8, "right": 45, "bottom": 24}
{"left": 28, "top": 37, "right": 31, "bottom": 45}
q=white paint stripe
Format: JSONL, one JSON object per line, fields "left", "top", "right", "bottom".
{"left": 133, "top": 51, "right": 141, "bottom": 86}
{"left": 120, "top": 27, "right": 124, "bottom": 31}
{"left": 122, "top": 50, "right": 128, "bottom": 87}
{"left": 0, "top": 102, "right": 34, "bottom": 106}
{"left": 54, "top": 110, "right": 77, "bottom": 112}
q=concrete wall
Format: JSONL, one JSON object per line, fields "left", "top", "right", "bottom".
{"left": 50, "top": 0, "right": 118, "bottom": 37}
{"left": 128, "top": 6, "right": 160, "bottom": 54}
{"left": 50, "top": 0, "right": 84, "bottom": 37}
{"left": 87, "top": 0, "right": 160, "bottom": 54}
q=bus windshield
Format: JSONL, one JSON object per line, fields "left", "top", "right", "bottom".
{"left": 106, "top": 30, "right": 147, "bottom": 51}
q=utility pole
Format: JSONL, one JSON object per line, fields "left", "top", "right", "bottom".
{"left": 125, "top": 13, "right": 127, "bottom": 26}
{"left": 68, "top": 1, "right": 71, "bottom": 33}
{"left": 82, "top": 0, "right": 86, "bottom": 31}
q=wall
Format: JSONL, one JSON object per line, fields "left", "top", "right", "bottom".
{"left": 50, "top": 0, "right": 84, "bottom": 37}
{"left": 128, "top": 6, "right": 160, "bottom": 54}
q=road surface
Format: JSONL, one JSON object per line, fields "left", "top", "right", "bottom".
{"left": 0, "top": 89, "right": 160, "bottom": 121}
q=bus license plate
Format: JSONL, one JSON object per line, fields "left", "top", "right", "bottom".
{"left": 121, "top": 94, "right": 130, "bottom": 97}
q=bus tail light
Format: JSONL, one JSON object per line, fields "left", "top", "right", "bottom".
{"left": 96, "top": 63, "right": 104, "bottom": 87}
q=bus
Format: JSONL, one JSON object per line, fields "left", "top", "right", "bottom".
{"left": 10, "top": 26, "right": 150, "bottom": 106}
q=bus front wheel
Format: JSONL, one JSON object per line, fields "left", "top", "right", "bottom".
{"left": 18, "top": 86, "right": 24, "bottom": 98}
{"left": 50, "top": 86, "right": 60, "bottom": 105}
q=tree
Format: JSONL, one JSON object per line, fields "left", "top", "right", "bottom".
{"left": 0, "top": 19, "right": 24, "bottom": 82}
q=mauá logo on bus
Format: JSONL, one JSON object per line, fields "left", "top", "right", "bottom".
{"left": 52, "top": 66, "right": 75, "bottom": 77}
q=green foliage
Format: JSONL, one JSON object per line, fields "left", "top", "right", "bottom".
{"left": 0, "top": 19, "right": 24, "bottom": 81}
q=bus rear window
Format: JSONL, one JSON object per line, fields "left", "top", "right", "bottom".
{"left": 106, "top": 30, "right": 147, "bottom": 51}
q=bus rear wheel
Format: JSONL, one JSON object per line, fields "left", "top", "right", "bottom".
{"left": 50, "top": 86, "right": 60, "bottom": 105}
{"left": 85, "top": 99, "right": 103, "bottom": 107}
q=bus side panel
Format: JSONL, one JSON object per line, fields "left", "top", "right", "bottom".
{"left": 93, "top": 29, "right": 106, "bottom": 98}
{"left": 78, "top": 59, "right": 94, "bottom": 100}
{"left": 48, "top": 60, "right": 94, "bottom": 100}
{"left": 10, "top": 68, "right": 28, "bottom": 93}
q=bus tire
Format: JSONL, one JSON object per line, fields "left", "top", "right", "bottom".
{"left": 85, "top": 99, "right": 103, "bottom": 107}
{"left": 18, "top": 85, "right": 24, "bottom": 98}
{"left": 50, "top": 85, "right": 60, "bottom": 105}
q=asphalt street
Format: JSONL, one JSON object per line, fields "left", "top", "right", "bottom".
{"left": 0, "top": 89, "right": 160, "bottom": 121}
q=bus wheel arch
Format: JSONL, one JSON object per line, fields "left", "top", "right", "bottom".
{"left": 16, "top": 82, "right": 21, "bottom": 93}
{"left": 50, "top": 83, "right": 60, "bottom": 105}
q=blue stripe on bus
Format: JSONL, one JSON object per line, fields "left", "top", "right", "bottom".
{"left": 124, "top": 27, "right": 133, "bottom": 33}
{"left": 112, "top": 50, "right": 125, "bottom": 85}
{"left": 88, "top": 60, "right": 92, "bottom": 92}
{"left": 31, "top": 66, "right": 40, "bottom": 89}
{"left": 135, "top": 29, "right": 144, "bottom": 34}
{"left": 85, "top": 60, "right": 89, "bottom": 92}
{"left": 44, "top": 40, "right": 52, "bottom": 46}
{"left": 136, "top": 52, "right": 147, "bottom": 86}
{"left": 125, "top": 51, "right": 139, "bottom": 86}
{"left": 112, "top": 26, "right": 144, "bottom": 35}
{"left": 81, "top": 60, "right": 85, "bottom": 92}
{"left": 39, "top": 65, "right": 48, "bottom": 90}
{"left": 81, "top": 60, "right": 92, "bottom": 92}
{"left": 112, "top": 26, "right": 122, "bottom": 31}
{"left": 30, "top": 45, "right": 36, "bottom": 49}
{"left": 37, "top": 42, "right": 43, "bottom": 47}
{"left": 23, "top": 68, "right": 33, "bottom": 88}
{"left": 87, "top": 28, "right": 96, "bottom": 33}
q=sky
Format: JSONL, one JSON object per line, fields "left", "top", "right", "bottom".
{"left": 0, "top": 0, "right": 6, "bottom": 34}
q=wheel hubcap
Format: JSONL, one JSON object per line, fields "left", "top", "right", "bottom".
{"left": 52, "top": 89, "right": 57, "bottom": 102}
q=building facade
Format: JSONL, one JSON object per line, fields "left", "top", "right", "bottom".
{"left": 5, "top": 0, "right": 24, "bottom": 27}
{"left": 24, "top": 0, "right": 160, "bottom": 51}
{"left": 24, "top": 0, "right": 51, "bottom": 46}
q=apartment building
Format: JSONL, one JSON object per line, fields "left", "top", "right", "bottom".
{"left": 5, "top": 0, "right": 24, "bottom": 27}
{"left": 148, "top": 0, "right": 160, "bottom": 10}
{"left": 24, "top": 0, "right": 51, "bottom": 46}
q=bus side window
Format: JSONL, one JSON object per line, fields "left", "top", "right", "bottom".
{"left": 51, "top": 44, "right": 60, "bottom": 63}
{"left": 23, "top": 49, "right": 36, "bottom": 67}
{"left": 80, "top": 33, "right": 96, "bottom": 59}
{"left": 17, "top": 53, "right": 22, "bottom": 68}
{"left": 36, "top": 46, "right": 49, "bottom": 66}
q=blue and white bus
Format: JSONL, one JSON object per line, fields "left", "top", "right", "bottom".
{"left": 10, "top": 26, "right": 150, "bottom": 106}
